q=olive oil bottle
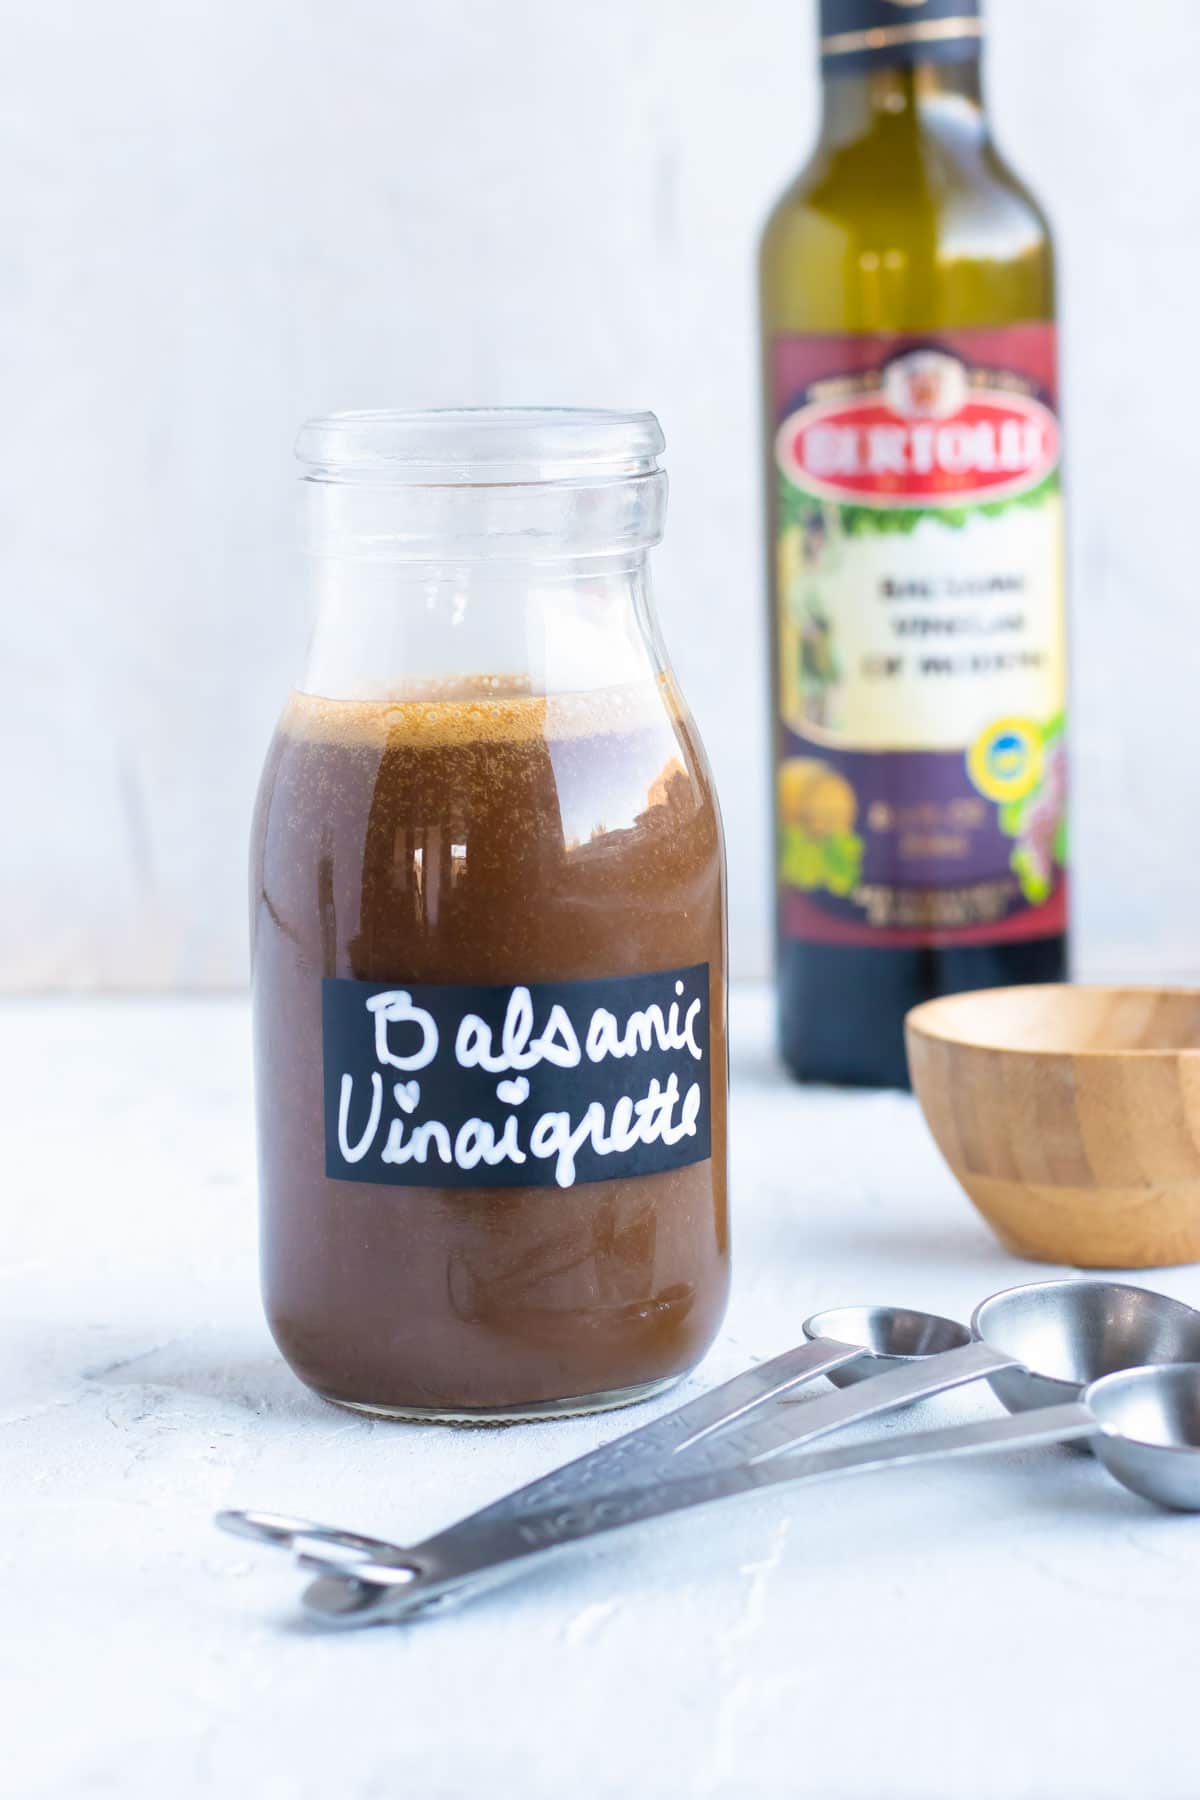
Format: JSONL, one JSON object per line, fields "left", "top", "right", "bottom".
{"left": 761, "top": 0, "right": 1068, "bottom": 1088}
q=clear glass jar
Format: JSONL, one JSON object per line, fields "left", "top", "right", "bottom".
{"left": 251, "top": 409, "right": 729, "bottom": 1421}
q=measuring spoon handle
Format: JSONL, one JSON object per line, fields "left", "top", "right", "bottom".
{"left": 653, "top": 1338, "right": 1022, "bottom": 1475}
{"left": 749, "top": 1401, "right": 1099, "bottom": 1486}
{"left": 482, "top": 1337, "right": 1016, "bottom": 1532}
{"left": 450, "top": 1401, "right": 1098, "bottom": 1567}
{"left": 217, "top": 1336, "right": 864, "bottom": 1575}
{"left": 302, "top": 1399, "right": 1096, "bottom": 1628}
{"left": 303, "top": 1340, "right": 1024, "bottom": 1624}
{"left": 435, "top": 1336, "right": 867, "bottom": 1532}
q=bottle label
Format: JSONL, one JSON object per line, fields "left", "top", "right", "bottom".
{"left": 772, "top": 326, "right": 1067, "bottom": 949}
{"left": 820, "top": 1, "right": 983, "bottom": 71}
{"left": 320, "top": 965, "right": 712, "bottom": 1191}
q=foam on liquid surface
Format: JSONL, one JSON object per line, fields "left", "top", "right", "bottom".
{"left": 285, "top": 675, "right": 680, "bottom": 750}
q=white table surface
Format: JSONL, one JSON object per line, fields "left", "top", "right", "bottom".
{"left": 5, "top": 987, "right": 1200, "bottom": 1800}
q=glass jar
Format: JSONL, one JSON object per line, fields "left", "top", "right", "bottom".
{"left": 251, "top": 408, "right": 729, "bottom": 1421}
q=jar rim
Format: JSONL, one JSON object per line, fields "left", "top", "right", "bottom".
{"left": 296, "top": 407, "right": 666, "bottom": 486}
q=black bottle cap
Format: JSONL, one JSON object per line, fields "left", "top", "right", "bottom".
{"left": 820, "top": 0, "right": 983, "bottom": 71}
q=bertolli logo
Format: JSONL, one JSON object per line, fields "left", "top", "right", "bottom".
{"left": 776, "top": 350, "right": 1059, "bottom": 509}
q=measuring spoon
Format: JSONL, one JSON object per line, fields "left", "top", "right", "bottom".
{"left": 808, "top": 1279, "right": 1200, "bottom": 1407}
{"left": 220, "top": 1280, "right": 1200, "bottom": 1617}
{"left": 219, "top": 1301, "right": 973, "bottom": 1569}
{"left": 295, "top": 1362, "right": 1200, "bottom": 1626}
{"left": 969, "top": 1278, "right": 1200, "bottom": 1417}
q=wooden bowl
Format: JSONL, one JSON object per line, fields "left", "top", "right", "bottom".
{"left": 905, "top": 985, "right": 1200, "bottom": 1269}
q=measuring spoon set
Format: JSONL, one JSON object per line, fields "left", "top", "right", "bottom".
{"left": 220, "top": 1278, "right": 1200, "bottom": 1627}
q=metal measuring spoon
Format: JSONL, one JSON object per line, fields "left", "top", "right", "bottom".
{"left": 232, "top": 1316, "right": 1028, "bottom": 1624}
{"left": 970, "top": 1278, "right": 1200, "bottom": 1416}
{"left": 220, "top": 1281, "right": 1200, "bottom": 1619}
{"left": 808, "top": 1279, "right": 1200, "bottom": 1415}
{"left": 294, "top": 1362, "right": 1200, "bottom": 1627}
{"left": 669, "top": 1362, "right": 1200, "bottom": 1514}
{"left": 219, "top": 1301, "right": 973, "bottom": 1570}
{"left": 295, "top": 1280, "right": 1200, "bottom": 1622}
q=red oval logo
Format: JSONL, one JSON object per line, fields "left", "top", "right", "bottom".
{"left": 776, "top": 355, "right": 1059, "bottom": 509}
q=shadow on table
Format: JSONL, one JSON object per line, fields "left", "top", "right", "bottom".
{"left": 79, "top": 1326, "right": 330, "bottom": 1423}
{"left": 2, "top": 1318, "right": 342, "bottom": 1433}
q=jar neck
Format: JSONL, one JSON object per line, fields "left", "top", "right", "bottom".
{"left": 301, "top": 468, "right": 667, "bottom": 567}
{"left": 300, "top": 554, "right": 670, "bottom": 705}
{"left": 818, "top": 57, "right": 987, "bottom": 153}
{"left": 294, "top": 416, "right": 672, "bottom": 705}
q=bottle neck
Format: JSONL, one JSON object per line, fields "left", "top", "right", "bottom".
{"left": 300, "top": 556, "right": 666, "bottom": 705}
{"left": 817, "top": 55, "right": 986, "bottom": 152}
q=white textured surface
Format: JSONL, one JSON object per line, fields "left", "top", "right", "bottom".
{"left": 6, "top": 0, "right": 1200, "bottom": 988}
{"left": 6, "top": 986, "right": 1200, "bottom": 1798}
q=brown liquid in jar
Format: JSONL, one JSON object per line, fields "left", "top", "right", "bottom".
{"left": 251, "top": 674, "right": 729, "bottom": 1416}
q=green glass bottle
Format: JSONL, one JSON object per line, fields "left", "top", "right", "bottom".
{"left": 761, "top": 0, "right": 1068, "bottom": 1088}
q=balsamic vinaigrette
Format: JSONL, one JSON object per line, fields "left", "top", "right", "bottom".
{"left": 251, "top": 412, "right": 728, "bottom": 1420}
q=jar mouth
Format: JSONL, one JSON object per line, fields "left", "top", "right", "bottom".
{"left": 297, "top": 408, "right": 666, "bottom": 487}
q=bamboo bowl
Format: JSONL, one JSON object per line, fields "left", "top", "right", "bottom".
{"left": 905, "top": 985, "right": 1200, "bottom": 1269}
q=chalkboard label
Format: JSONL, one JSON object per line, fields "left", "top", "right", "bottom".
{"left": 321, "top": 965, "right": 712, "bottom": 1191}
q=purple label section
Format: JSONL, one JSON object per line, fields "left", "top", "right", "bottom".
{"left": 820, "top": 741, "right": 1010, "bottom": 889}
{"left": 777, "top": 727, "right": 1069, "bottom": 947}
{"left": 778, "top": 726, "right": 1024, "bottom": 935}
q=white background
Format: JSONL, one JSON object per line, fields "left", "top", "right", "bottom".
{"left": 5, "top": 0, "right": 1196, "bottom": 989}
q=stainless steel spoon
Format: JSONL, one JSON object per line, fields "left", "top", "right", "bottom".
{"left": 219, "top": 1302, "right": 975, "bottom": 1569}
{"left": 970, "top": 1278, "right": 1200, "bottom": 1417}
{"left": 808, "top": 1278, "right": 1200, "bottom": 1411}
{"left": 293, "top": 1362, "right": 1200, "bottom": 1627}
{"left": 219, "top": 1279, "right": 1200, "bottom": 1616}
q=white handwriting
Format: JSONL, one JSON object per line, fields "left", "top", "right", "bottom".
{"left": 455, "top": 988, "right": 582, "bottom": 1073}
{"left": 366, "top": 991, "right": 439, "bottom": 1071}
{"left": 337, "top": 1071, "right": 383, "bottom": 1163}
